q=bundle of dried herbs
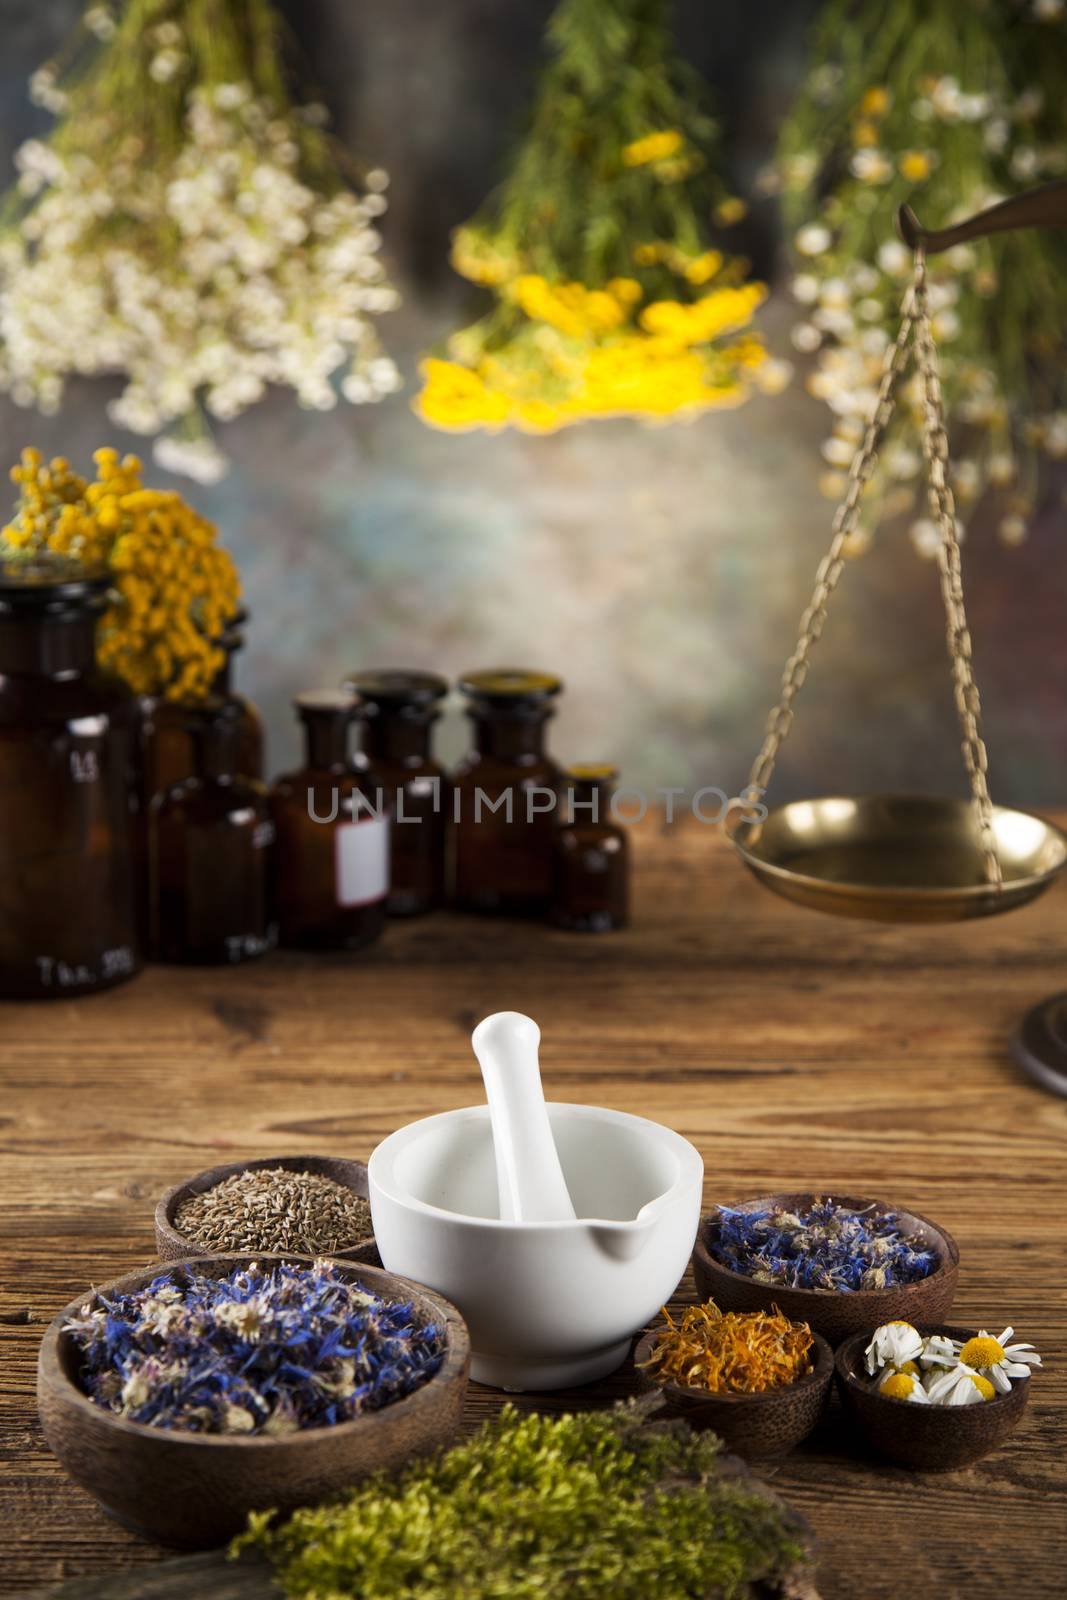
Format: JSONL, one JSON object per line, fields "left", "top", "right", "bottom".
{"left": 174, "top": 1167, "right": 374, "bottom": 1255}
{"left": 640, "top": 1302, "right": 814, "bottom": 1394}
{"left": 65, "top": 1259, "right": 443, "bottom": 1435}
{"left": 234, "top": 1402, "right": 814, "bottom": 1600}
{"left": 712, "top": 1199, "right": 937, "bottom": 1291}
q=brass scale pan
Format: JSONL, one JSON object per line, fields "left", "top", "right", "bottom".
{"left": 732, "top": 183, "right": 1067, "bottom": 924}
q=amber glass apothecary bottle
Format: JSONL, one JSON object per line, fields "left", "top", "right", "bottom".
{"left": 552, "top": 765, "right": 629, "bottom": 932}
{"left": 0, "top": 566, "right": 142, "bottom": 998}
{"left": 270, "top": 692, "right": 388, "bottom": 949}
{"left": 345, "top": 669, "right": 449, "bottom": 916}
{"left": 452, "top": 670, "right": 563, "bottom": 916}
{"left": 143, "top": 614, "right": 263, "bottom": 802}
{"left": 148, "top": 699, "right": 275, "bottom": 964}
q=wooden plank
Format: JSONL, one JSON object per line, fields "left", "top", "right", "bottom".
{"left": 12, "top": 1553, "right": 277, "bottom": 1600}
{"left": 2, "top": 815, "right": 1066, "bottom": 1598}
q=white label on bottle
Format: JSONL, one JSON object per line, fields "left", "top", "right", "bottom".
{"left": 335, "top": 815, "right": 390, "bottom": 907}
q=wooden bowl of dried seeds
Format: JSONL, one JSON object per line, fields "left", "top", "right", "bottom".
{"left": 155, "top": 1154, "right": 380, "bottom": 1266}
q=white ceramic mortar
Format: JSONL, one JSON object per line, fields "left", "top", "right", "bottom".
{"left": 368, "top": 1103, "right": 703, "bottom": 1390}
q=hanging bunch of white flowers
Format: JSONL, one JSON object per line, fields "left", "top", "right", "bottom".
{"left": 773, "top": 0, "right": 1067, "bottom": 552}
{"left": 0, "top": 1, "right": 400, "bottom": 481}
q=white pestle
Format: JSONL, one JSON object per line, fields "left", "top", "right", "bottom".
{"left": 471, "top": 1011, "right": 577, "bottom": 1223}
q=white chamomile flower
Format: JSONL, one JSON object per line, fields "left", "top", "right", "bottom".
{"left": 796, "top": 224, "right": 832, "bottom": 257}
{"left": 910, "top": 519, "right": 943, "bottom": 560}
{"left": 883, "top": 443, "right": 921, "bottom": 481}
{"left": 919, "top": 1333, "right": 957, "bottom": 1369}
{"left": 953, "top": 1329, "right": 1042, "bottom": 1394}
{"left": 925, "top": 1364, "right": 996, "bottom": 1406}
{"left": 754, "top": 358, "right": 794, "bottom": 397}
{"left": 819, "top": 277, "right": 852, "bottom": 309}
{"left": 987, "top": 453, "right": 1016, "bottom": 487}
{"left": 1044, "top": 415, "right": 1067, "bottom": 458}
{"left": 952, "top": 459, "right": 981, "bottom": 501}
{"left": 931, "top": 308, "right": 961, "bottom": 342}
{"left": 791, "top": 321, "right": 822, "bottom": 354}
{"left": 865, "top": 1320, "right": 924, "bottom": 1376}
{"left": 877, "top": 240, "right": 911, "bottom": 279}
{"left": 850, "top": 149, "right": 892, "bottom": 184}
{"left": 878, "top": 1369, "right": 930, "bottom": 1404}
{"left": 822, "top": 436, "right": 855, "bottom": 467}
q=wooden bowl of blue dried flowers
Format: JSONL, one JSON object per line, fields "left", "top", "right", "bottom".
{"left": 155, "top": 1153, "right": 381, "bottom": 1266}
{"left": 692, "top": 1194, "right": 959, "bottom": 1346}
{"left": 37, "top": 1254, "right": 470, "bottom": 1548}
{"left": 835, "top": 1320, "right": 1038, "bottom": 1471}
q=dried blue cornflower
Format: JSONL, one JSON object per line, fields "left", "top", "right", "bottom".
{"left": 64, "top": 1259, "right": 445, "bottom": 1435}
{"left": 712, "top": 1198, "right": 937, "bottom": 1292}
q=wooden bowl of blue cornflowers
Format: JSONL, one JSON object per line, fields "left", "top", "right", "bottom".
{"left": 37, "top": 1255, "right": 470, "bottom": 1549}
{"left": 692, "top": 1194, "right": 959, "bottom": 1346}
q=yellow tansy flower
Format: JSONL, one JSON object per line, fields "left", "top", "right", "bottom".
{"left": 860, "top": 86, "right": 891, "bottom": 117}
{"left": 713, "top": 198, "right": 747, "bottom": 226}
{"left": 684, "top": 250, "right": 724, "bottom": 286}
{"left": 1, "top": 447, "right": 240, "bottom": 700}
{"left": 900, "top": 150, "right": 934, "bottom": 183}
{"left": 621, "top": 129, "right": 684, "bottom": 167}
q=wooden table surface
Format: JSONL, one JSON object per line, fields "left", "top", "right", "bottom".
{"left": 2, "top": 814, "right": 1066, "bottom": 1599}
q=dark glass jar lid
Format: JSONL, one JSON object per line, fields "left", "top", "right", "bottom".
{"left": 459, "top": 669, "right": 562, "bottom": 703}
{"left": 294, "top": 689, "right": 358, "bottom": 723}
{"left": 342, "top": 669, "right": 449, "bottom": 710}
{"left": 183, "top": 695, "right": 244, "bottom": 734}
{"left": 567, "top": 763, "right": 618, "bottom": 783}
{"left": 0, "top": 561, "right": 112, "bottom": 617}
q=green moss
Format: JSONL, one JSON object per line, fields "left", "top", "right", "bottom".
{"left": 233, "top": 1402, "right": 807, "bottom": 1599}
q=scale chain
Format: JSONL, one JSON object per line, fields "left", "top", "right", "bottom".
{"left": 746, "top": 248, "right": 1003, "bottom": 892}
{"left": 746, "top": 284, "right": 917, "bottom": 798}
{"left": 912, "top": 251, "right": 1002, "bottom": 888}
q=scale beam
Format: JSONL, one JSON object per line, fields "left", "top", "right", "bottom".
{"left": 897, "top": 179, "right": 1067, "bottom": 254}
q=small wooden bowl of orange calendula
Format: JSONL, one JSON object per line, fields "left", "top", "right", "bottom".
{"left": 632, "top": 1301, "right": 834, "bottom": 1461}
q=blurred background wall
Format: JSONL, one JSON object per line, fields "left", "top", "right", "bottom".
{"left": 2, "top": 0, "right": 1066, "bottom": 801}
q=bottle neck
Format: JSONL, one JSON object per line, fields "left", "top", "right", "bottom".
{"left": 0, "top": 612, "right": 98, "bottom": 677}
{"left": 192, "top": 726, "right": 239, "bottom": 783}
{"left": 303, "top": 717, "right": 350, "bottom": 771}
{"left": 566, "top": 779, "right": 611, "bottom": 821}
{"left": 470, "top": 713, "right": 551, "bottom": 762}
{"left": 211, "top": 653, "right": 234, "bottom": 696}
{"left": 362, "top": 714, "right": 434, "bottom": 764}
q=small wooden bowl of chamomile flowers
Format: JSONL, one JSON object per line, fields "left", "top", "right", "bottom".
{"left": 835, "top": 1319, "right": 1041, "bottom": 1471}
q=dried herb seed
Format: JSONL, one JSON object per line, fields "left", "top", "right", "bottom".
{"left": 174, "top": 1166, "right": 374, "bottom": 1255}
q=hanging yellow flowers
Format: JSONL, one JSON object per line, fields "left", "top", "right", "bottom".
{"left": 416, "top": 0, "right": 782, "bottom": 435}
{"left": 2, "top": 448, "right": 240, "bottom": 700}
